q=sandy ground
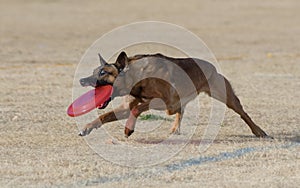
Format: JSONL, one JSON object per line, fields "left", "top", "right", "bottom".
{"left": 1, "top": 0, "right": 299, "bottom": 187}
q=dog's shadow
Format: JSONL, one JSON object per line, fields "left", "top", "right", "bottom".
{"left": 135, "top": 137, "right": 262, "bottom": 145}
{"left": 290, "top": 135, "right": 300, "bottom": 143}
{"left": 270, "top": 133, "right": 300, "bottom": 143}
{"left": 134, "top": 133, "right": 300, "bottom": 145}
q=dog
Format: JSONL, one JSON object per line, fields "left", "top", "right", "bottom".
{"left": 78, "top": 51, "right": 270, "bottom": 138}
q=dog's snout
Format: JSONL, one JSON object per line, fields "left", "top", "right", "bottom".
{"left": 79, "top": 78, "right": 87, "bottom": 86}
{"left": 80, "top": 77, "right": 97, "bottom": 87}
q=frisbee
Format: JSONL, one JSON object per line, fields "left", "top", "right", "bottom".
{"left": 67, "top": 85, "right": 113, "bottom": 117}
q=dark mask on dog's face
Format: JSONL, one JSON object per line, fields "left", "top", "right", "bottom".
{"left": 79, "top": 52, "right": 129, "bottom": 88}
{"left": 79, "top": 65, "right": 119, "bottom": 87}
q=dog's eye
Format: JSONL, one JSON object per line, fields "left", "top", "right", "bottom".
{"left": 99, "top": 70, "right": 107, "bottom": 76}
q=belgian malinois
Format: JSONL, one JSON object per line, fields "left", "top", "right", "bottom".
{"left": 79, "top": 51, "right": 270, "bottom": 138}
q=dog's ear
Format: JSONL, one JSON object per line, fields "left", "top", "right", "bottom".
{"left": 98, "top": 53, "right": 107, "bottom": 66}
{"left": 115, "top": 51, "right": 128, "bottom": 70}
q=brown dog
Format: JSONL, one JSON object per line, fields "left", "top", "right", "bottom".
{"left": 79, "top": 52, "right": 270, "bottom": 138}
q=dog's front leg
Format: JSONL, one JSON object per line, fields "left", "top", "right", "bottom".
{"left": 78, "top": 108, "right": 130, "bottom": 136}
{"left": 124, "top": 102, "right": 150, "bottom": 137}
{"left": 79, "top": 117, "right": 102, "bottom": 136}
{"left": 79, "top": 96, "right": 137, "bottom": 136}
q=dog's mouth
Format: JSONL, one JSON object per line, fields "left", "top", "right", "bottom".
{"left": 97, "top": 97, "right": 111, "bottom": 109}
{"left": 79, "top": 78, "right": 113, "bottom": 109}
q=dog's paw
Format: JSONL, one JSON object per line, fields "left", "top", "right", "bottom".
{"left": 78, "top": 130, "right": 87, "bottom": 136}
{"left": 257, "top": 133, "right": 274, "bottom": 139}
{"left": 170, "top": 128, "right": 180, "bottom": 135}
{"left": 264, "top": 135, "right": 274, "bottom": 139}
{"left": 252, "top": 128, "right": 273, "bottom": 139}
{"left": 78, "top": 128, "right": 92, "bottom": 136}
{"left": 174, "top": 129, "right": 181, "bottom": 135}
{"left": 124, "top": 127, "right": 134, "bottom": 138}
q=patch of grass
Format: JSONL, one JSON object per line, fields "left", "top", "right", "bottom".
{"left": 139, "top": 114, "right": 173, "bottom": 122}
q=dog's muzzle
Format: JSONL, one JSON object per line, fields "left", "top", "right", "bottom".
{"left": 80, "top": 77, "right": 97, "bottom": 87}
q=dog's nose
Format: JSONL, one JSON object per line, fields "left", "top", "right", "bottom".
{"left": 79, "top": 78, "right": 87, "bottom": 86}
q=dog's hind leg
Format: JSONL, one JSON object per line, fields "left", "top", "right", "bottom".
{"left": 203, "top": 73, "right": 269, "bottom": 138}
{"left": 165, "top": 105, "right": 184, "bottom": 135}
{"left": 170, "top": 110, "right": 184, "bottom": 135}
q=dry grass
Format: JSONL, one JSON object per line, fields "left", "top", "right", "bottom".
{"left": 0, "top": 0, "right": 299, "bottom": 187}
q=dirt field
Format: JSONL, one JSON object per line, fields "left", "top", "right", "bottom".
{"left": 1, "top": 0, "right": 299, "bottom": 187}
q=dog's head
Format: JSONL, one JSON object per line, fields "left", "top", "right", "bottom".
{"left": 79, "top": 52, "right": 129, "bottom": 88}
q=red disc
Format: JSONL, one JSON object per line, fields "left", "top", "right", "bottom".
{"left": 67, "top": 85, "right": 113, "bottom": 117}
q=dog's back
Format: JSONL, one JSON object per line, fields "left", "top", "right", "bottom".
{"left": 127, "top": 53, "right": 217, "bottom": 94}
